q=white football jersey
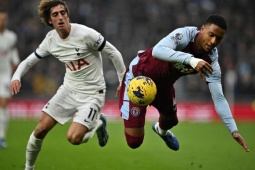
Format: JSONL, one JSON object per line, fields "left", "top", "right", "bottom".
{"left": 0, "top": 29, "right": 19, "bottom": 78}
{"left": 35, "top": 23, "right": 108, "bottom": 94}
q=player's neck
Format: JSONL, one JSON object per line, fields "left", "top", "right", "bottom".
{"left": 195, "top": 34, "right": 205, "bottom": 54}
{"left": 57, "top": 23, "right": 71, "bottom": 39}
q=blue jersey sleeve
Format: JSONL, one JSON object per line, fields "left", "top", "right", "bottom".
{"left": 152, "top": 27, "right": 198, "bottom": 65}
{"left": 205, "top": 48, "right": 222, "bottom": 83}
{"left": 208, "top": 82, "right": 238, "bottom": 133}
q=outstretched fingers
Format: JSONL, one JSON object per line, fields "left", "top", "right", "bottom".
{"left": 196, "top": 61, "right": 213, "bottom": 79}
{"left": 203, "top": 63, "right": 213, "bottom": 76}
{"left": 10, "top": 80, "right": 21, "bottom": 95}
{"left": 232, "top": 131, "right": 250, "bottom": 152}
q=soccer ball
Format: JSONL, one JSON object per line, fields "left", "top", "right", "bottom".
{"left": 127, "top": 76, "right": 157, "bottom": 106}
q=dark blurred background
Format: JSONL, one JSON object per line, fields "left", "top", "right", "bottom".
{"left": 1, "top": 0, "right": 255, "bottom": 103}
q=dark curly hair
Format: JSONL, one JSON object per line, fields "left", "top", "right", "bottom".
{"left": 38, "top": 0, "right": 70, "bottom": 27}
{"left": 205, "top": 14, "right": 228, "bottom": 31}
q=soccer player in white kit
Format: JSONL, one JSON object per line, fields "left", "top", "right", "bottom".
{"left": 0, "top": 10, "right": 20, "bottom": 148}
{"left": 10, "top": 1, "right": 126, "bottom": 170}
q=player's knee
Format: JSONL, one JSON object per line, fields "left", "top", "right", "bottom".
{"left": 169, "top": 119, "right": 178, "bottom": 127}
{"left": 125, "top": 132, "right": 144, "bottom": 149}
{"left": 159, "top": 113, "right": 178, "bottom": 129}
{"left": 67, "top": 133, "right": 82, "bottom": 145}
{"left": 34, "top": 126, "right": 49, "bottom": 139}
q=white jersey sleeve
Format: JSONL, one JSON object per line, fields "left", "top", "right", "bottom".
{"left": 34, "top": 33, "right": 51, "bottom": 58}
{"left": 101, "top": 41, "right": 126, "bottom": 83}
{"left": 11, "top": 53, "right": 40, "bottom": 81}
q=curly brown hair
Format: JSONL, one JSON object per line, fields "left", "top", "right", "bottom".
{"left": 38, "top": 0, "right": 70, "bottom": 27}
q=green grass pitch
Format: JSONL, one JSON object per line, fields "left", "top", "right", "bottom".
{"left": 0, "top": 119, "right": 254, "bottom": 170}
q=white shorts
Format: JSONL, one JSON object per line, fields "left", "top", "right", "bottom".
{"left": 0, "top": 75, "right": 11, "bottom": 98}
{"left": 42, "top": 85, "right": 105, "bottom": 130}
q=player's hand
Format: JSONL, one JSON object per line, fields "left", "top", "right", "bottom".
{"left": 115, "top": 84, "right": 121, "bottom": 97}
{"left": 10, "top": 80, "right": 21, "bottom": 95}
{"left": 232, "top": 130, "right": 250, "bottom": 152}
{"left": 195, "top": 60, "right": 213, "bottom": 80}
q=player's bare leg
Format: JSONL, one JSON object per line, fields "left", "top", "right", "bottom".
{"left": 67, "top": 113, "right": 108, "bottom": 146}
{"left": 67, "top": 122, "right": 89, "bottom": 145}
{"left": 25, "top": 112, "right": 57, "bottom": 170}
{"left": 124, "top": 127, "right": 144, "bottom": 149}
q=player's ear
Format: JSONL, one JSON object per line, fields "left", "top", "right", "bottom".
{"left": 200, "top": 25, "right": 205, "bottom": 33}
{"left": 48, "top": 19, "right": 52, "bottom": 25}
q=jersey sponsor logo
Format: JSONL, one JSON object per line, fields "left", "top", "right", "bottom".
{"left": 131, "top": 107, "right": 140, "bottom": 117}
{"left": 65, "top": 58, "right": 90, "bottom": 71}
{"left": 171, "top": 33, "right": 183, "bottom": 44}
{"left": 94, "top": 35, "right": 103, "bottom": 47}
{"left": 174, "top": 62, "right": 195, "bottom": 74}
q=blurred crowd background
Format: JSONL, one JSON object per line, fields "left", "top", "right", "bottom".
{"left": 1, "top": 0, "right": 254, "bottom": 103}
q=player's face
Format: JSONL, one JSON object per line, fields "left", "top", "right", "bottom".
{"left": 0, "top": 12, "right": 7, "bottom": 32}
{"left": 198, "top": 24, "right": 226, "bottom": 53}
{"left": 49, "top": 5, "right": 70, "bottom": 34}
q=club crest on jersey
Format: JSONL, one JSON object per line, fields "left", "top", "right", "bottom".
{"left": 75, "top": 48, "right": 80, "bottom": 56}
{"left": 171, "top": 33, "right": 183, "bottom": 44}
{"left": 131, "top": 107, "right": 140, "bottom": 117}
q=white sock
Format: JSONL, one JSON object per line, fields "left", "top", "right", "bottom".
{"left": 0, "top": 108, "right": 8, "bottom": 139}
{"left": 24, "top": 165, "right": 35, "bottom": 170}
{"left": 25, "top": 131, "right": 43, "bottom": 169}
{"left": 155, "top": 122, "right": 167, "bottom": 136}
{"left": 81, "top": 119, "right": 103, "bottom": 143}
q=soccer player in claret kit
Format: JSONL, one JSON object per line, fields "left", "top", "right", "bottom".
{"left": 10, "top": 0, "right": 126, "bottom": 170}
{"left": 119, "top": 14, "right": 249, "bottom": 152}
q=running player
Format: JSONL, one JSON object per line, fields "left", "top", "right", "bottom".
{"left": 119, "top": 14, "right": 249, "bottom": 152}
{"left": 10, "top": 1, "right": 126, "bottom": 170}
{"left": 0, "top": 9, "right": 20, "bottom": 148}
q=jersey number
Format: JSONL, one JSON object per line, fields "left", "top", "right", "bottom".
{"left": 84, "top": 107, "right": 97, "bottom": 123}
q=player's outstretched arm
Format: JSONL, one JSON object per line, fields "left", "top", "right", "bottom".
{"left": 232, "top": 130, "right": 250, "bottom": 152}
{"left": 208, "top": 82, "right": 250, "bottom": 152}
{"left": 102, "top": 41, "right": 126, "bottom": 82}
{"left": 10, "top": 80, "right": 21, "bottom": 95}
{"left": 102, "top": 41, "right": 126, "bottom": 98}
{"left": 9, "top": 53, "right": 40, "bottom": 96}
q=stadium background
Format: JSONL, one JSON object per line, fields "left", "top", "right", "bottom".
{"left": 1, "top": 0, "right": 255, "bottom": 120}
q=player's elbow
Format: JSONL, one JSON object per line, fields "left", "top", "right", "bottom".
{"left": 151, "top": 46, "right": 159, "bottom": 58}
